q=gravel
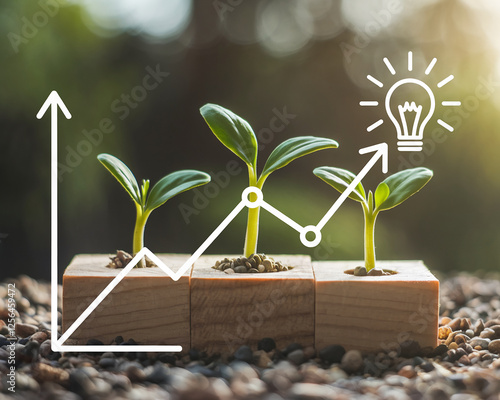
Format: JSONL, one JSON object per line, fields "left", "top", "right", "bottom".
{"left": 1, "top": 273, "right": 500, "bottom": 399}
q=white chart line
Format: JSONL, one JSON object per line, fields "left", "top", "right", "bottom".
{"left": 316, "top": 143, "right": 388, "bottom": 231}
{"left": 57, "top": 200, "right": 246, "bottom": 347}
{"left": 42, "top": 90, "right": 389, "bottom": 353}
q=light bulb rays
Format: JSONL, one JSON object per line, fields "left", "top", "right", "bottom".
{"left": 360, "top": 53, "right": 461, "bottom": 150}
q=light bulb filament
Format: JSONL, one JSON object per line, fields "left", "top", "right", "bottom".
{"left": 397, "top": 101, "right": 422, "bottom": 138}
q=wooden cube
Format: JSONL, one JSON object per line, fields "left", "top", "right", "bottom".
{"left": 62, "top": 254, "right": 192, "bottom": 349}
{"left": 314, "top": 260, "right": 439, "bottom": 353}
{"left": 191, "top": 255, "right": 315, "bottom": 354}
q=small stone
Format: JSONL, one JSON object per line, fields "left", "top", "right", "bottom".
{"left": 328, "top": 366, "right": 348, "bottom": 382}
{"left": 253, "top": 350, "right": 272, "bottom": 368}
{"left": 479, "top": 328, "right": 495, "bottom": 339}
{"left": 488, "top": 339, "right": 500, "bottom": 354}
{"left": 400, "top": 340, "right": 421, "bottom": 358}
{"left": 341, "top": 350, "right": 363, "bottom": 373}
{"left": 145, "top": 364, "right": 169, "bottom": 384}
{"left": 454, "top": 334, "right": 469, "bottom": 345}
{"left": 33, "top": 362, "right": 69, "bottom": 383}
{"left": 258, "top": 265, "right": 265, "bottom": 273}
{"left": 319, "top": 345, "right": 346, "bottom": 365}
{"left": 485, "top": 319, "right": 500, "bottom": 328}
{"left": 367, "top": 268, "right": 386, "bottom": 276}
{"left": 99, "top": 358, "right": 117, "bottom": 368}
{"left": 465, "top": 329, "right": 475, "bottom": 338}
{"left": 224, "top": 268, "right": 235, "bottom": 274}
{"left": 188, "top": 348, "right": 201, "bottom": 361}
{"left": 287, "top": 349, "right": 305, "bottom": 365}
{"left": 125, "top": 365, "right": 146, "bottom": 382}
{"left": 458, "top": 355, "right": 470, "bottom": 365}
{"left": 398, "top": 365, "right": 416, "bottom": 379}
{"left": 431, "top": 344, "right": 448, "bottom": 357}
{"left": 470, "top": 337, "right": 490, "bottom": 350}
{"left": 448, "top": 342, "right": 458, "bottom": 350}
{"left": 353, "top": 266, "right": 367, "bottom": 276}
{"left": 258, "top": 337, "right": 276, "bottom": 353}
{"left": 448, "top": 318, "right": 462, "bottom": 331}
{"left": 283, "top": 342, "right": 302, "bottom": 355}
{"left": 248, "top": 268, "right": 259, "bottom": 273}
{"left": 234, "top": 345, "right": 253, "bottom": 363}
{"left": 474, "top": 319, "right": 485, "bottom": 337}
{"left": 30, "top": 331, "right": 48, "bottom": 343}
{"left": 440, "top": 317, "right": 452, "bottom": 326}
{"left": 15, "top": 322, "right": 38, "bottom": 337}
{"left": 233, "top": 265, "right": 247, "bottom": 273}
{"left": 263, "top": 259, "right": 274, "bottom": 272}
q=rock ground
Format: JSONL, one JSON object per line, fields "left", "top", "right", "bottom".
{"left": 1, "top": 273, "right": 500, "bottom": 399}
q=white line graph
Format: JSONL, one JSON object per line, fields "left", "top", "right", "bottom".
{"left": 39, "top": 91, "right": 389, "bottom": 353}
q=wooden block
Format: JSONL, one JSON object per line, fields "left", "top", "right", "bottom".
{"left": 62, "top": 254, "right": 192, "bottom": 349}
{"left": 314, "top": 261, "right": 439, "bottom": 353}
{"left": 191, "top": 255, "right": 315, "bottom": 354}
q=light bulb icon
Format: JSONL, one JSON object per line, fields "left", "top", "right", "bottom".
{"left": 385, "top": 78, "right": 435, "bottom": 152}
{"left": 360, "top": 52, "right": 461, "bottom": 152}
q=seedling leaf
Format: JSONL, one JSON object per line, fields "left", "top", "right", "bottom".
{"left": 145, "top": 170, "right": 211, "bottom": 212}
{"left": 376, "top": 167, "right": 433, "bottom": 211}
{"left": 98, "top": 153, "right": 141, "bottom": 205}
{"left": 200, "top": 104, "right": 258, "bottom": 170}
{"left": 259, "top": 136, "right": 339, "bottom": 184}
{"left": 313, "top": 166, "right": 366, "bottom": 203}
{"left": 374, "top": 182, "right": 390, "bottom": 210}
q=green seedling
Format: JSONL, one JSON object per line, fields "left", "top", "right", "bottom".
{"left": 313, "top": 166, "right": 433, "bottom": 273}
{"left": 98, "top": 153, "right": 211, "bottom": 267}
{"left": 200, "top": 103, "right": 338, "bottom": 257}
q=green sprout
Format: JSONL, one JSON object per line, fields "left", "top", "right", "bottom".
{"left": 200, "top": 103, "right": 338, "bottom": 257}
{"left": 98, "top": 153, "right": 211, "bottom": 267}
{"left": 313, "top": 166, "right": 433, "bottom": 273}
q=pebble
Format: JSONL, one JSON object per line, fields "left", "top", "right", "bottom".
{"left": 488, "top": 339, "right": 500, "bottom": 354}
{"left": 30, "top": 331, "right": 48, "bottom": 343}
{"left": 15, "top": 322, "right": 38, "bottom": 337}
{"left": 319, "top": 344, "right": 346, "bottom": 365}
{"left": 470, "top": 337, "right": 490, "bottom": 350}
{"left": 234, "top": 345, "right": 253, "bottom": 364}
{"left": 258, "top": 337, "right": 276, "bottom": 352}
{"left": 287, "top": 349, "right": 305, "bottom": 365}
{"left": 341, "top": 350, "right": 363, "bottom": 373}
{"left": 254, "top": 350, "right": 272, "bottom": 368}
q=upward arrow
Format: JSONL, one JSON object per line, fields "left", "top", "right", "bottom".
{"left": 37, "top": 91, "right": 71, "bottom": 349}
{"left": 315, "top": 142, "right": 388, "bottom": 231}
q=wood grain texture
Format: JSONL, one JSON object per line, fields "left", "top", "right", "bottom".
{"left": 314, "top": 261, "right": 439, "bottom": 353}
{"left": 62, "top": 254, "right": 192, "bottom": 349}
{"left": 191, "top": 255, "right": 314, "bottom": 354}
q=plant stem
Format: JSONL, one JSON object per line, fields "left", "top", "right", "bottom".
{"left": 244, "top": 202, "right": 260, "bottom": 257}
{"left": 243, "top": 166, "right": 259, "bottom": 257}
{"left": 363, "top": 209, "right": 378, "bottom": 272}
{"left": 133, "top": 205, "right": 150, "bottom": 267}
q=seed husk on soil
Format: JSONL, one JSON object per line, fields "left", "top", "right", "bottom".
{"left": 211, "top": 253, "right": 293, "bottom": 273}
{"left": 106, "top": 250, "right": 156, "bottom": 269}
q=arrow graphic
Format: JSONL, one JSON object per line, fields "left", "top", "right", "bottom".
{"left": 316, "top": 142, "right": 388, "bottom": 231}
{"left": 37, "top": 91, "right": 72, "bottom": 351}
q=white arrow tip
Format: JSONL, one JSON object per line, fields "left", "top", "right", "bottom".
{"left": 359, "top": 142, "right": 389, "bottom": 173}
{"left": 37, "top": 91, "right": 72, "bottom": 120}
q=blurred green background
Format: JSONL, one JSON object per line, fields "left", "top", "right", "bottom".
{"left": 1, "top": 0, "right": 500, "bottom": 280}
